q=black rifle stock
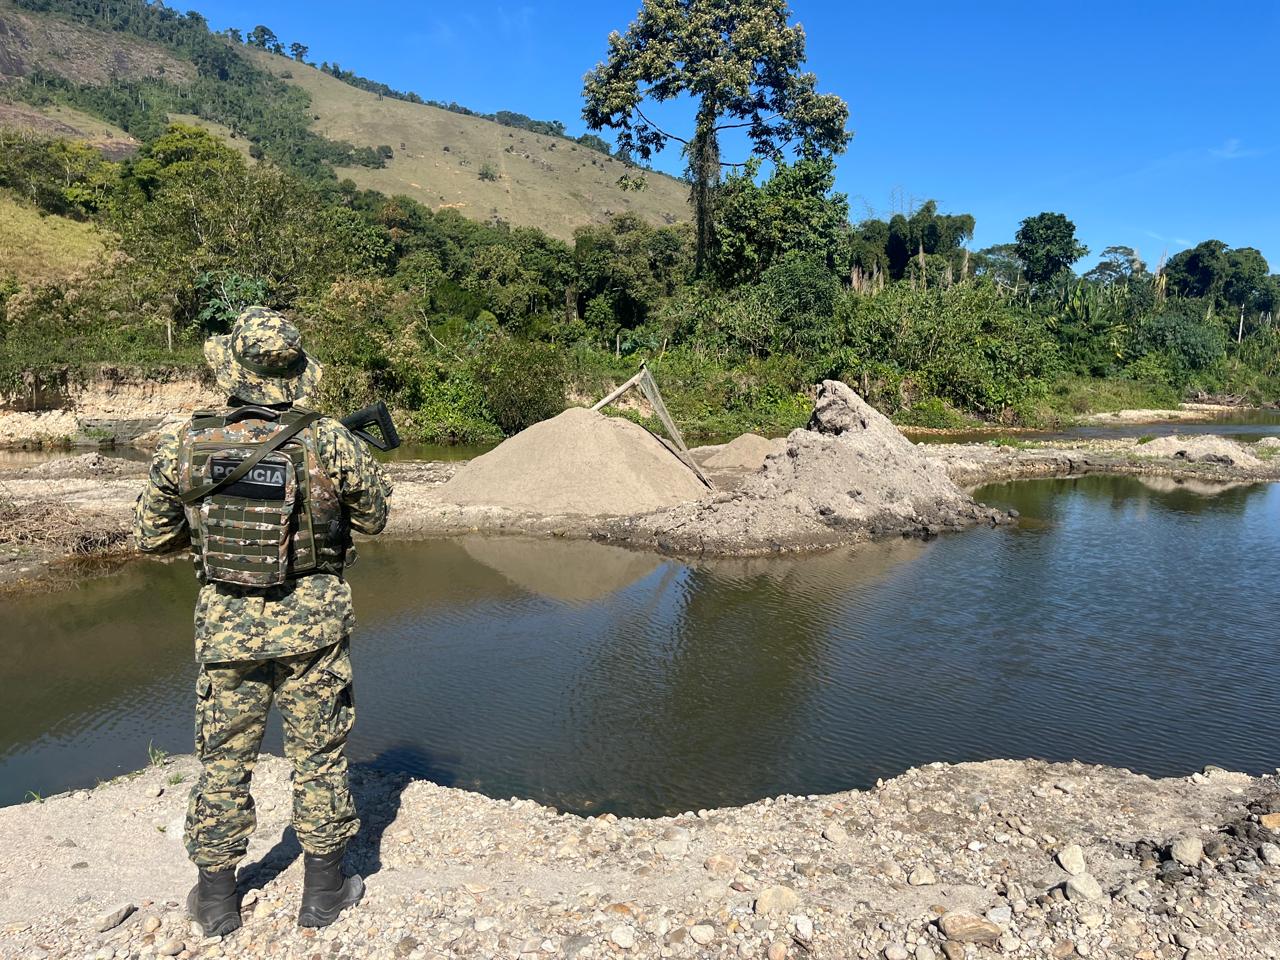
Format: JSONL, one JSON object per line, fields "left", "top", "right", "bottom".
{"left": 340, "top": 401, "right": 402, "bottom": 451}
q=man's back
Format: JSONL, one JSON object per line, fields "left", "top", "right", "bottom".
{"left": 137, "top": 408, "right": 392, "bottom": 663}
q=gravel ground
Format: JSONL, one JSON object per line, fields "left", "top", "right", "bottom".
{"left": 1, "top": 757, "right": 1278, "bottom": 959}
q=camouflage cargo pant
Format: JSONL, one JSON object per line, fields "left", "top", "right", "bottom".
{"left": 185, "top": 639, "right": 359, "bottom": 871}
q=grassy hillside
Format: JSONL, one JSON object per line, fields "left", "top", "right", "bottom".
{"left": 243, "top": 48, "right": 690, "bottom": 241}
{"left": 0, "top": 193, "right": 104, "bottom": 283}
{"left": 0, "top": 1, "right": 690, "bottom": 238}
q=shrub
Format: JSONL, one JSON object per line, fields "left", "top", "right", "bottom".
{"left": 468, "top": 336, "right": 566, "bottom": 434}
{"left": 1133, "top": 302, "right": 1226, "bottom": 381}
{"left": 894, "top": 397, "right": 974, "bottom": 430}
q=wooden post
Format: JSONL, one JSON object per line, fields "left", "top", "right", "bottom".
{"left": 591, "top": 365, "right": 646, "bottom": 411}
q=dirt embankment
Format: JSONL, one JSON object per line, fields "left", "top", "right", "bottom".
{"left": 0, "top": 367, "right": 216, "bottom": 448}
{"left": 929, "top": 435, "right": 1280, "bottom": 488}
{"left": 1, "top": 757, "right": 1277, "bottom": 959}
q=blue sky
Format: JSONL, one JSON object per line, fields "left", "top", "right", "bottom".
{"left": 194, "top": 0, "right": 1280, "bottom": 272}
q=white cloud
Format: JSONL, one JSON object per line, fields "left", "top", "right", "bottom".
{"left": 1209, "top": 138, "right": 1263, "bottom": 161}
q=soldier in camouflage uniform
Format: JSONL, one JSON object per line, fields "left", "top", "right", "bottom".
{"left": 135, "top": 306, "right": 392, "bottom": 935}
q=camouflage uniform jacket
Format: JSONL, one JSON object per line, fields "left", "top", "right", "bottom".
{"left": 135, "top": 411, "right": 393, "bottom": 663}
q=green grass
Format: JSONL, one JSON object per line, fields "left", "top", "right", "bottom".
{"left": 168, "top": 771, "right": 187, "bottom": 786}
{"left": 147, "top": 740, "right": 169, "bottom": 767}
{"left": 0, "top": 193, "right": 106, "bottom": 284}
{"left": 24, "top": 790, "right": 44, "bottom": 803}
{"left": 1032, "top": 376, "right": 1182, "bottom": 421}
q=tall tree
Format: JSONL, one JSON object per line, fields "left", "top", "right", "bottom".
{"left": 1164, "top": 240, "right": 1229, "bottom": 305}
{"left": 247, "top": 24, "right": 277, "bottom": 48}
{"left": 582, "top": 0, "right": 850, "bottom": 275}
{"left": 710, "top": 157, "right": 848, "bottom": 285}
{"left": 1014, "top": 212, "right": 1088, "bottom": 284}
{"left": 1222, "top": 247, "right": 1269, "bottom": 312}
{"left": 1083, "top": 245, "right": 1147, "bottom": 285}
{"left": 884, "top": 201, "right": 975, "bottom": 280}
{"left": 289, "top": 42, "right": 309, "bottom": 62}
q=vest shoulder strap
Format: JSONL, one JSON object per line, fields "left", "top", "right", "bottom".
{"left": 179, "top": 410, "right": 322, "bottom": 505}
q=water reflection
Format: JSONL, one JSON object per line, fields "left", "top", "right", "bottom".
{"left": 460, "top": 537, "right": 663, "bottom": 603}
{"left": 2, "top": 477, "right": 1278, "bottom": 815}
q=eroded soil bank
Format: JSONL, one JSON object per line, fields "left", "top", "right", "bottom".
{"left": 1, "top": 757, "right": 1278, "bottom": 959}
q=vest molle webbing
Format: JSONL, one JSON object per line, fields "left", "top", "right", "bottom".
{"left": 178, "top": 407, "right": 347, "bottom": 587}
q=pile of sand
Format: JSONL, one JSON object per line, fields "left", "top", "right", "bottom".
{"left": 630, "top": 380, "right": 1001, "bottom": 554}
{"left": 1135, "top": 435, "right": 1261, "bottom": 468}
{"left": 696, "top": 433, "right": 785, "bottom": 472}
{"left": 441, "top": 406, "right": 709, "bottom": 517}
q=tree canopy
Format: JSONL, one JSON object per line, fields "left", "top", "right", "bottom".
{"left": 1015, "top": 212, "right": 1088, "bottom": 284}
{"left": 581, "top": 0, "right": 850, "bottom": 273}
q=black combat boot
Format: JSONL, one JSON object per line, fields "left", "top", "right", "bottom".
{"left": 297, "top": 846, "right": 364, "bottom": 927}
{"left": 186, "top": 866, "right": 242, "bottom": 937}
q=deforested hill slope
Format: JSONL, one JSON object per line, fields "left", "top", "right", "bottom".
{"left": 0, "top": 0, "right": 193, "bottom": 85}
{"left": 242, "top": 47, "right": 690, "bottom": 240}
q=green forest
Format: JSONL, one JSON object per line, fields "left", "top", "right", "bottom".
{"left": 1, "top": 0, "right": 1278, "bottom": 443}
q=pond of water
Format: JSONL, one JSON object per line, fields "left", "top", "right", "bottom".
{"left": 3, "top": 475, "right": 1277, "bottom": 815}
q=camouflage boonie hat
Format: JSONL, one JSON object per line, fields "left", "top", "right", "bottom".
{"left": 203, "top": 306, "right": 322, "bottom": 405}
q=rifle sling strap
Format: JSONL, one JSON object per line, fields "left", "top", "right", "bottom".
{"left": 180, "top": 411, "right": 321, "bottom": 505}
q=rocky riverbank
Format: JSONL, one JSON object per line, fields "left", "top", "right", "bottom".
{"left": 2, "top": 427, "right": 1279, "bottom": 593}
{"left": 1, "top": 757, "right": 1278, "bottom": 959}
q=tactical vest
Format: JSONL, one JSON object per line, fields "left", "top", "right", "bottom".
{"left": 177, "top": 407, "right": 346, "bottom": 587}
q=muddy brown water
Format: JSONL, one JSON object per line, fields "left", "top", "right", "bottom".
{"left": 3, "top": 476, "right": 1278, "bottom": 816}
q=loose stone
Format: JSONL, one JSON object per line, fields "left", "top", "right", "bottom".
{"left": 1170, "top": 834, "right": 1204, "bottom": 867}
{"left": 1057, "top": 843, "right": 1086, "bottom": 876}
{"left": 907, "top": 866, "right": 937, "bottom": 886}
{"left": 938, "top": 911, "right": 1001, "bottom": 944}
{"left": 93, "top": 903, "right": 135, "bottom": 933}
{"left": 609, "top": 925, "right": 636, "bottom": 950}
{"left": 822, "top": 823, "right": 849, "bottom": 844}
{"left": 1064, "top": 873, "right": 1105, "bottom": 902}
{"left": 704, "top": 853, "right": 736, "bottom": 875}
{"left": 794, "top": 915, "right": 814, "bottom": 942}
{"left": 754, "top": 885, "right": 799, "bottom": 916}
